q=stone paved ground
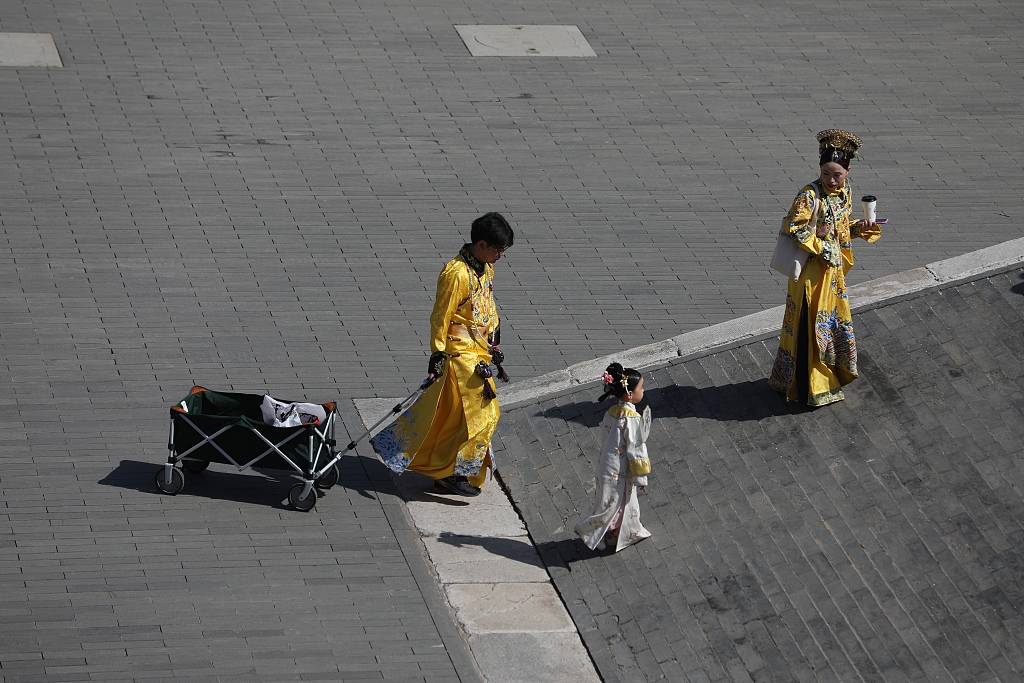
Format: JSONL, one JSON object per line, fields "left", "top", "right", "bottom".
{"left": 495, "top": 267, "right": 1024, "bottom": 682}
{"left": 2, "top": 0, "right": 1024, "bottom": 681}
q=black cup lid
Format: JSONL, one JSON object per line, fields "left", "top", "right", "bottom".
{"left": 861, "top": 195, "right": 877, "bottom": 202}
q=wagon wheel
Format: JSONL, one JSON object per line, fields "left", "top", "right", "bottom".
{"left": 315, "top": 464, "right": 340, "bottom": 489}
{"left": 155, "top": 467, "right": 185, "bottom": 495}
{"left": 182, "top": 459, "right": 209, "bottom": 473}
{"left": 288, "top": 483, "right": 317, "bottom": 512}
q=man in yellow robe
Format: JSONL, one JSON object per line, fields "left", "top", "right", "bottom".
{"left": 370, "top": 213, "right": 514, "bottom": 496}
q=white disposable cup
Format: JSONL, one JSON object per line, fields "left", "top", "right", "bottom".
{"left": 861, "top": 195, "right": 877, "bottom": 223}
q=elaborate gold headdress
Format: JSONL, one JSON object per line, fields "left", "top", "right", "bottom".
{"left": 816, "top": 129, "right": 862, "bottom": 157}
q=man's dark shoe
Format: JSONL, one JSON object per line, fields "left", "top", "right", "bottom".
{"left": 434, "top": 475, "right": 481, "bottom": 497}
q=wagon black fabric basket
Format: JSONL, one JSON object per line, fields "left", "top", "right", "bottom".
{"left": 155, "top": 386, "right": 341, "bottom": 511}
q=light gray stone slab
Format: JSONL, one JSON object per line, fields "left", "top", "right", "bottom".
{"left": 468, "top": 632, "right": 602, "bottom": 683}
{"left": 926, "top": 236, "right": 1024, "bottom": 284}
{"left": 445, "top": 583, "right": 577, "bottom": 634}
{"left": 497, "top": 306, "right": 787, "bottom": 406}
{"left": 848, "top": 267, "right": 935, "bottom": 310}
{"left": 567, "top": 338, "right": 680, "bottom": 385}
{"left": 455, "top": 25, "right": 597, "bottom": 57}
{"left": 404, "top": 473, "right": 529, "bottom": 538}
{"left": 672, "top": 306, "right": 785, "bottom": 358}
{"left": 423, "top": 535, "right": 549, "bottom": 584}
{"left": 497, "top": 369, "right": 572, "bottom": 406}
{"left": 0, "top": 33, "right": 63, "bottom": 67}
{"left": 351, "top": 397, "right": 406, "bottom": 438}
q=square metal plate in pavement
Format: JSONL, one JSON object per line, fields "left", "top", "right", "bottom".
{"left": 0, "top": 33, "right": 63, "bottom": 67}
{"left": 455, "top": 25, "right": 596, "bottom": 57}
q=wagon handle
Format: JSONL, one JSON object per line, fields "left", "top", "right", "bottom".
{"left": 342, "top": 376, "right": 437, "bottom": 452}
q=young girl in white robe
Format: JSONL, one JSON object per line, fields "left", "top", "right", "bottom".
{"left": 575, "top": 362, "right": 652, "bottom": 552}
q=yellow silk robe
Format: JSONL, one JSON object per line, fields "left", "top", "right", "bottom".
{"left": 370, "top": 250, "right": 500, "bottom": 488}
{"left": 768, "top": 180, "right": 880, "bottom": 406}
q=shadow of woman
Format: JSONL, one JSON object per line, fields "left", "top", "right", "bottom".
{"left": 642, "top": 378, "right": 805, "bottom": 421}
{"left": 536, "top": 377, "right": 803, "bottom": 426}
{"left": 1011, "top": 269, "right": 1024, "bottom": 296}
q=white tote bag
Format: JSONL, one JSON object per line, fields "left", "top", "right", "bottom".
{"left": 769, "top": 188, "right": 820, "bottom": 281}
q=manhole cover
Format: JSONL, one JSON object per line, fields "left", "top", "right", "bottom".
{"left": 455, "top": 25, "right": 596, "bottom": 57}
{"left": 0, "top": 33, "right": 63, "bottom": 67}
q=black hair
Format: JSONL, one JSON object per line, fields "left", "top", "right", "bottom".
{"left": 819, "top": 147, "right": 853, "bottom": 170}
{"left": 597, "top": 362, "right": 643, "bottom": 402}
{"left": 470, "top": 212, "right": 514, "bottom": 250}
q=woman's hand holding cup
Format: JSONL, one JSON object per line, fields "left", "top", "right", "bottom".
{"left": 857, "top": 221, "right": 882, "bottom": 242}
{"left": 858, "top": 195, "right": 883, "bottom": 242}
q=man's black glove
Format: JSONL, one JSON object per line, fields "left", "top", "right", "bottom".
{"left": 490, "top": 345, "right": 509, "bottom": 383}
{"left": 428, "top": 351, "right": 448, "bottom": 378}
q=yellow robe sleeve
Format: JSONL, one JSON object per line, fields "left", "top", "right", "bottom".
{"left": 428, "top": 261, "right": 469, "bottom": 354}
{"left": 784, "top": 185, "right": 826, "bottom": 256}
{"left": 851, "top": 219, "right": 882, "bottom": 243}
{"left": 610, "top": 404, "right": 651, "bottom": 478}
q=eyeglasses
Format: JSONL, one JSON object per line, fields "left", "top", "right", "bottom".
{"left": 489, "top": 243, "right": 509, "bottom": 256}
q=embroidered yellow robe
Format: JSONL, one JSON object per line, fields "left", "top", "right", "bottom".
{"left": 370, "top": 252, "right": 500, "bottom": 488}
{"left": 768, "top": 180, "right": 880, "bottom": 406}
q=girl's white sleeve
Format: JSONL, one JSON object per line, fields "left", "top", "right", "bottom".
{"left": 624, "top": 417, "right": 651, "bottom": 479}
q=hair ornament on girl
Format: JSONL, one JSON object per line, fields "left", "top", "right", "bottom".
{"left": 597, "top": 362, "right": 643, "bottom": 402}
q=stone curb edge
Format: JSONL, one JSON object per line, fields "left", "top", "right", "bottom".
{"left": 497, "top": 237, "right": 1024, "bottom": 410}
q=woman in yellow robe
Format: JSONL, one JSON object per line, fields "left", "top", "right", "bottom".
{"left": 768, "top": 130, "right": 881, "bottom": 407}
{"left": 371, "top": 213, "right": 513, "bottom": 496}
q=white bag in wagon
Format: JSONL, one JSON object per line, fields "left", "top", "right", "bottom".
{"left": 260, "top": 395, "right": 327, "bottom": 428}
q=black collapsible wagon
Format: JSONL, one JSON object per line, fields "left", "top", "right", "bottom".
{"left": 156, "top": 386, "right": 341, "bottom": 511}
